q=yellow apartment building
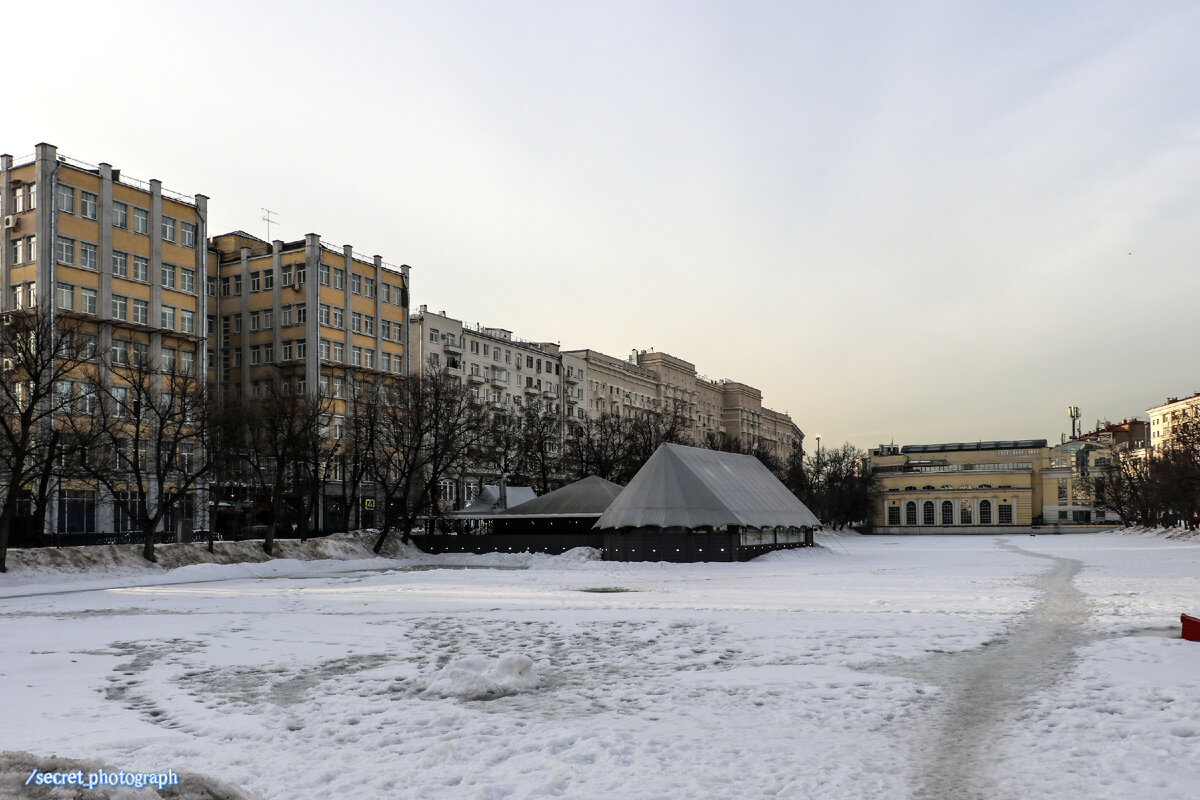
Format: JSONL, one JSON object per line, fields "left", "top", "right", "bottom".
{"left": 1147, "top": 393, "right": 1200, "bottom": 451}
{"left": 1, "top": 143, "right": 209, "bottom": 535}
{"left": 208, "top": 231, "right": 409, "bottom": 528}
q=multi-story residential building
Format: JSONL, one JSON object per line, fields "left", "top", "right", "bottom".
{"left": 408, "top": 307, "right": 567, "bottom": 505}
{"left": 1147, "top": 393, "right": 1200, "bottom": 451}
{"left": 208, "top": 231, "right": 410, "bottom": 528}
{"left": 566, "top": 348, "right": 661, "bottom": 420}
{"left": 1041, "top": 419, "right": 1147, "bottom": 524}
{"left": 1, "top": 143, "right": 209, "bottom": 535}
{"left": 869, "top": 440, "right": 1049, "bottom": 532}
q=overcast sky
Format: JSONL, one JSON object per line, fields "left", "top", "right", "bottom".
{"left": 8, "top": 0, "right": 1200, "bottom": 450}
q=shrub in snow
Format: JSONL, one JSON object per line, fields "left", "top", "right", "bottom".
{"left": 421, "top": 654, "right": 540, "bottom": 700}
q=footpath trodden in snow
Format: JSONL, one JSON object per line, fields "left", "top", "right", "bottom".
{"left": 897, "top": 544, "right": 1093, "bottom": 800}
{"left": 0, "top": 532, "right": 1197, "bottom": 799}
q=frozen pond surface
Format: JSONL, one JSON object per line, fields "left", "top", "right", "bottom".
{"left": 1, "top": 532, "right": 1197, "bottom": 799}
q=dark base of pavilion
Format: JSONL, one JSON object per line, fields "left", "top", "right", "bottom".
{"left": 408, "top": 527, "right": 814, "bottom": 563}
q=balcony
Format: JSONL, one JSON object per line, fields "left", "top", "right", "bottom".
{"left": 523, "top": 384, "right": 539, "bottom": 396}
{"left": 543, "top": 387, "right": 557, "bottom": 399}
{"left": 564, "top": 372, "right": 579, "bottom": 385}
{"left": 442, "top": 340, "right": 463, "bottom": 355}
{"left": 467, "top": 372, "right": 485, "bottom": 384}
{"left": 489, "top": 372, "right": 507, "bottom": 386}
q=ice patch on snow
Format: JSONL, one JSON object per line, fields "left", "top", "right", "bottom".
{"left": 422, "top": 654, "right": 540, "bottom": 700}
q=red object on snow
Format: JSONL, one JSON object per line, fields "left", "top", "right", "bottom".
{"left": 1183, "top": 613, "right": 1200, "bottom": 642}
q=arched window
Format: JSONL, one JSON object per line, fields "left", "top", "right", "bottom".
{"left": 905, "top": 501, "right": 917, "bottom": 525}
{"left": 978, "top": 483, "right": 993, "bottom": 489}
{"left": 960, "top": 500, "right": 973, "bottom": 524}
{"left": 923, "top": 501, "right": 935, "bottom": 525}
{"left": 979, "top": 499, "right": 992, "bottom": 524}
{"left": 904, "top": 486, "right": 918, "bottom": 491}
{"left": 941, "top": 500, "right": 954, "bottom": 525}
{"left": 921, "top": 485, "right": 936, "bottom": 491}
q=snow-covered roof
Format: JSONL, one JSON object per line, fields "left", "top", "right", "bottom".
{"left": 501, "top": 476, "right": 624, "bottom": 518}
{"left": 595, "top": 443, "right": 820, "bottom": 530}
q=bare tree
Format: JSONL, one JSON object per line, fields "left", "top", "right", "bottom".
{"left": 228, "top": 386, "right": 330, "bottom": 555}
{"left": 369, "top": 375, "right": 428, "bottom": 552}
{"left": 518, "top": 400, "right": 563, "bottom": 494}
{"left": 564, "top": 413, "right": 631, "bottom": 483}
{"left": 370, "top": 363, "right": 485, "bottom": 550}
{"left": 68, "top": 348, "right": 212, "bottom": 563}
{"left": 0, "top": 308, "right": 88, "bottom": 572}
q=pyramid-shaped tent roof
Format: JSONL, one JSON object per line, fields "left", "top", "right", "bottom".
{"left": 502, "top": 476, "right": 624, "bottom": 518}
{"left": 595, "top": 443, "right": 820, "bottom": 530}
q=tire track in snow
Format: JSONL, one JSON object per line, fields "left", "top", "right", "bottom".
{"left": 908, "top": 542, "right": 1093, "bottom": 800}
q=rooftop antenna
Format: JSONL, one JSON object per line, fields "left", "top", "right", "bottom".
{"left": 1068, "top": 405, "right": 1080, "bottom": 439}
{"left": 262, "top": 207, "right": 278, "bottom": 240}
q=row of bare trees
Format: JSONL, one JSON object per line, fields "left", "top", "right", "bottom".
{"left": 1, "top": 306, "right": 876, "bottom": 570}
{"left": 1093, "top": 417, "right": 1200, "bottom": 527}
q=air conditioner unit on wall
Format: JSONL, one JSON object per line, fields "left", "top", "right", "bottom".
{"left": 3, "top": 215, "right": 16, "bottom": 230}
{"left": 2, "top": 358, "right": 15, "bottom": 372}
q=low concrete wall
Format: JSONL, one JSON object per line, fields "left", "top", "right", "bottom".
{"left": 868, "top": 524, "right": 1118, "bottom": 535}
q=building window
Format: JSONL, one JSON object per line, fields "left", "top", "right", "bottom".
{"left": 332, "top": 341, "right": 344, "bottom": 363}
{"left": 161, "top": 216, "right": 176, "bottom": 242}
{"left": 352, "top": 312, "right": 363, "bottom": 333}
{"left": 319, "top": 304, "right": 331, "bottom": 326}
{"left": 352, "top": 346, "right": 362, "bottom": 366}
{"left": 56, "top": 283, "right": 74, "bottom": 311}
{"left": 180, "top": 221, "right": 196, "bottom": 248}
{"left": 363, "top": 277, "right": 374, "bottom": 298}
{"left": 80, "top": 288, "right": 97, "bottom": 315}
{"left": 922, "top": 501, "right": 935, "bottom": 525}
{"left": 319, "top": 339, "right": 331, "bottom": 360}
{"left": 429, "top": 328, "right": 440, "bottom": 343}
{"left": 282, "top": 341, "right": 293, "bottom": 360}
{"left": 979, "top": 500, "right": 992, "bottom": 525}
{"left": 181, "top": 268, "right": 195, "bottom": 294}
{"left": 57, "top": 184, "right": 75, "bottom": 214}
{"left": 363, "top": 349, "right": 374, "bottom": 369}
{"left": 133, "top": 256, "right": 148, "bottom": 282}
{"left": 905, "top": 501, "right": 917, "bottom": 525}
{"left": 998, "top": 504, "right": 1013, "bottom": 524}
{"left": 113, "top": 201, "right": 127, "bottom": 229}
{"left": 941, "top": 500, "right": 954, "bottom": 525}
{"left": 250, "top": 271, "right": 261, "bottom": 292}
{"left": 351, "top": 274, "right": 362, "bottom": 295}
{"left": 295, "top": 340, "right": 306, "bottom": 358}
{"left": 161, "top": 264, "right": 176, "bottom": 289}
{"left": 319, "top": 264, "right": 331, "bottom": 286}
{"left": 133, "top": 299, "right": 148, "bottom": 325}
{"left": 888, "top": 506, "right": 901, "bottom": 525}
{"left": 112, "top": 295, "right": 127, "bottom": 320}
{"left": 80, "top": 191, "right": 98, "bottom": 220}
{"left": 79, "top": 242, "right": 98, "bottom": 270}
{"left": 263, "top": 270, "right": 274, "bottom": 290}
{"left": 332, "top": 308, "right": 343, "bottom": 329}
{"left": 333, "top": 268, "right": 344, "bottom": 289}
{"left": 112, "top": 251, "right": 128, "bottom": 277}
{"left": 132, "top": 207, "right": 149, "bottom": 235}
{"left": 111, "top": 339, "right": 128, "bottom": 365}
{"left": 56, "top": 236, "right": 74, "bottom": 264}
{"left": 14, "top": 183, "right": 36, "bottom": 212}
{"left": 161, "top": 306, "right": 176, "bottom": 330}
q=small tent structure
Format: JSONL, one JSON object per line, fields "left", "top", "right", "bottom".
{"left": 452, "top": 485, "right": 537, "bottom": 517}
{"left": 492, "top": 476, "right": 624, "bottom": 547}
{"left": 596, "top": 443, "right": 819, "bottom": 562}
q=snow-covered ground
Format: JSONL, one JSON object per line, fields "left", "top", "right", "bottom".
{"left": 1, "top": 531, "right": 1197, "bottom": 799}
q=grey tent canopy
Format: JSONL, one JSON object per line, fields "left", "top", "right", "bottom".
{"left": 595, "top": 443, "right": 820, "bottom": 530}
{"left": 501, "top": 476, "right": 624, "bottom": 518}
